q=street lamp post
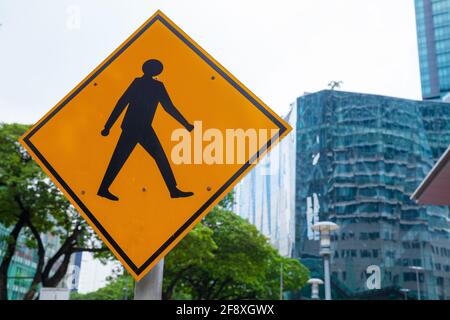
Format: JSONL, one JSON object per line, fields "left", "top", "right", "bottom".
{"left": 312, "top": 221, "right": 339, "bottom": 301}
{"left": 307, "top": 278, "right": 324, "bottom": 300}
{"left": 409, "top": 266, "right": 424, "bottom": 300}
{"left": 400, "top": 288, "right": 410, "bottom": 300}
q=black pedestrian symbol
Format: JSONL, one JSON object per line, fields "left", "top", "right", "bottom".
{"left": 97, "top": 59, "right": 194, "bottom": 201}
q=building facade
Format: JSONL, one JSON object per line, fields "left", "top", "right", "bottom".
{"left": 415, "top": 0, "right": 450, "bottom": 100}
{"left": 296, "top": 90, "right": 450, "bottom": 299}
{"left": 234, "top": 89, "right": 450, "bottom": 299}
{"left": 233, "top": 108, "right": 297, "bottom": 257}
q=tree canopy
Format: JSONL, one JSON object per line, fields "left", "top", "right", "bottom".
{"left": 0, "top": 123, "right": 309, "bottom": 300}
{"left": 73, "top": 196, "right": 309, "bottom": 300}
{"left": 0, "top": 123, "right": 110, "bottom": 300}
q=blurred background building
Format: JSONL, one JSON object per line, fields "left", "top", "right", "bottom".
{"left": 234, "top": 109, "right": 297, "bottom": 257}
{"left": 0, "top": 225, "right": 38, "bottom": 300}
{"left": 415, "top": 0, "right": 450, "bottom": 100}
{"left": 0, "top": 226, "right": 81, "bottom": 299}
{"left": 235, "top": 89, "right": 450, "bottom": 299}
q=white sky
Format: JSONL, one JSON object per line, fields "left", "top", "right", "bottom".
{"left": 77, "top": 252, "right": 120, "bottom": 294}
{"left": 0, "top": 0, "right": 421, "bottom": 125}
{"left": 0, "top": 0, "right": 422, "bottom": 292}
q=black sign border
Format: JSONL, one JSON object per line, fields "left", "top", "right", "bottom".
{"left": 22, "top": 13, "right": 287, "bottom": 276}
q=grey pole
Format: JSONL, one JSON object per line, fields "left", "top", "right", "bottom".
{"left": 415, "top": 269, "right": 421, "bottom": 300}
{"left": 123, "top": 287, "right": 128, "bottom": 300}
{"left": 323, "top": 255, "right": 331, "bottom": 300}
{"left": 400, "top": 288, "right": 409, "bottom": 300}
{"left": 312, "top": 221, "right": 339, "bottom": 301}
{"left": 409, "top": 266, "right": 423, "bottom": 300}
{"left": 134, "top": 259, "right": 164, "bottom": 300}
{"left": 279, "top": 261, "right": 284, "bottom": 300}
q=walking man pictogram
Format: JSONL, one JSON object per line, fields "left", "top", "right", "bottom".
{"left": 97, "top": 59, "right": 194, "bottom": 201}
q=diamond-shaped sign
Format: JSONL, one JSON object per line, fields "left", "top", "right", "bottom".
{"left": 19, "top": 10, "right": 291, "bottom": 280}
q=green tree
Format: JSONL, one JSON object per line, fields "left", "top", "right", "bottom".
{"left": 1, "top": 123, "right": 308, "bottom": 300}
{"left": 73, "top": 195, "right": 309, "bottom": 300}
{"left": 176, "top": 207, "right": 309, "bottom": 299}
{"left": 163, "top": 221, "right": 217, "bottom": 299}
{"left": 0, "top": 123, "right": 110, "bottom": 300}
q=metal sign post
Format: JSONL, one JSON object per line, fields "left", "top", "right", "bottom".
{"left": 134, "top": 259, "right": 164, "bottom": 300}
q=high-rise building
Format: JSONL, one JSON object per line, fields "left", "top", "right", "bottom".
{"left": 415, "top": 0, "right": 450, "bottom": 100}
{"left": 235, "top": 89, "right": 450, "bottom": 299}
{"left": 234, "top": 110, "right": 297, "bottom": 257}
{"left": 295, "top": 90, "right": 450, "bottom": 299}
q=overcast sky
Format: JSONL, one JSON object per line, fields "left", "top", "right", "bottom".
{"left": 1, "top": 0, "right": 421, "bottom": 125}
{"left": 0, "top": 0, "right": 421, "bottom": 292}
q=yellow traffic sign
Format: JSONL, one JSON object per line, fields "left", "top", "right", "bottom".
{"left": 19, "top": 10, "right": 291, "bottom": 280}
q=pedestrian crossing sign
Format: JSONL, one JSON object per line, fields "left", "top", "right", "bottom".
{"left": 19, "top": 10, "right": 291, "bottom": 280}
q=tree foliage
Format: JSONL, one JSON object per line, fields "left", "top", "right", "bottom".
{"left": 166, "top": 204, "right": 309, "bottom": 299}
{"left": 0, "top": 123, "right": 309, "bottom": 300}
{"left": 0, "top": 123, "right": 110, "bottom": 300}
{"left": 73, "top": 195, "right": 309, "bottom": 300}
{"left": 71, "top": 273, "right": 135, "bottom": 300}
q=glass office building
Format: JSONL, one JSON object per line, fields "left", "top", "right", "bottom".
{"left": 415, "top": 0, "right": 450, "bottom": 100}
{"left": 235, "top": 89, "right": 450, "bottom": 299}
{"left": 296, "top": 90, "right": 450, "bottom": 299}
